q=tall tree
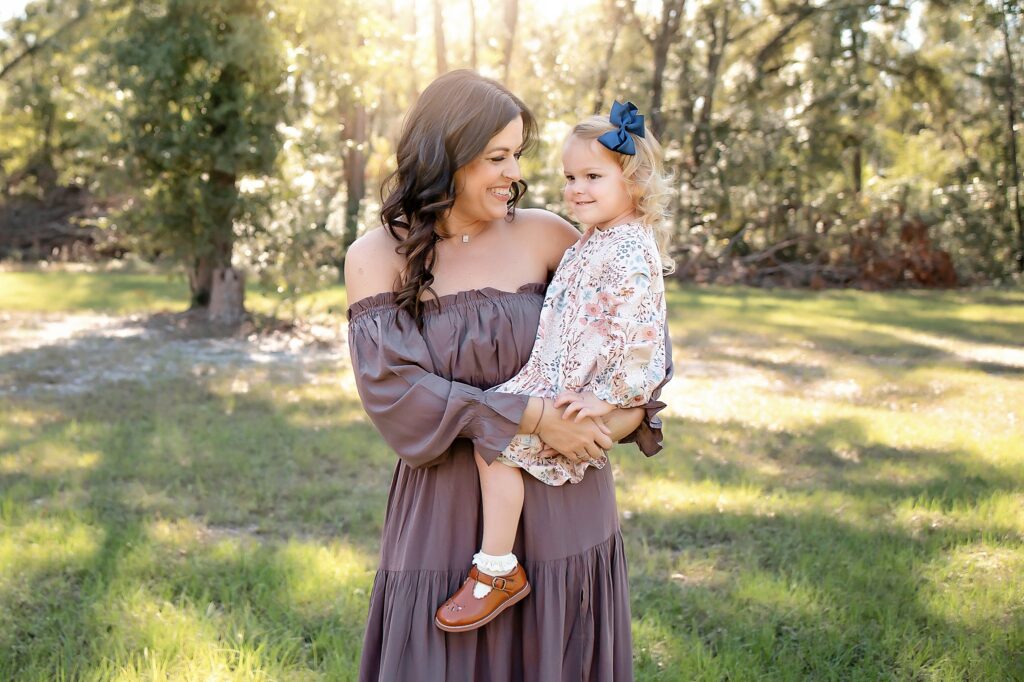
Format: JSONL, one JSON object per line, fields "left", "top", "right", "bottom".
{"left": 632, "top": 0, "right": 686, "bottom": 135}
{"left": 469, "top": 0, "right": 478, "bottom": 71}
{"left": 998, "top": 0, "right": 1023, "bottom": 272}
{"left": 109, "top": 0, "right": 287, "bottom": 319}
{"left": 501, "top": 0, "right": 519, "bottom": 84}
{"left": 433, "top": 0, "right": 448, "bottom": 75}
{"left": 593, "top": 0, "right": 626, "bottom": 114}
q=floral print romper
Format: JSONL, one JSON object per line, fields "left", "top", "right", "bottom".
{"left": 491, "top": 220, "right": 668, "bottom": 485}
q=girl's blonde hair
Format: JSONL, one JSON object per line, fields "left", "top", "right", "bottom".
{"left": 570, "top": 116, "right": 675, "bottom": 274}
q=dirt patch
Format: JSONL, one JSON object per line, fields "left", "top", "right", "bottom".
{"left": 0, "top": 310, "right": 348, "bottom": 397}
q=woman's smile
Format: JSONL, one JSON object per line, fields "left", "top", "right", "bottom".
{"left": 488, "top": 186, "right": 512, "bottom": 201}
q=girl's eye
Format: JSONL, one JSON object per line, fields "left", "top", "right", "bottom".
{"left": 489, "top": 157, "right": 506, "bottom": 163}
{"left": 565, "top": 175, "right": 575, "bottom": 181}
{"left": 587, "top": 174, "right": 601, "bottom": 180}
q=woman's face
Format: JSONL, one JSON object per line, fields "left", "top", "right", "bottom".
{"left": 450, "top": 116, "right": 524, "bottom": 224}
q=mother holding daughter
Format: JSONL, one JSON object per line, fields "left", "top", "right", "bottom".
{"left": 345, "top": 70, "right": 673, "bottom": 681}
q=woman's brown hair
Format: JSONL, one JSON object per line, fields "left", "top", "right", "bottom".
{"left": 379, "top": 70, "right": 538, "bottom": 326}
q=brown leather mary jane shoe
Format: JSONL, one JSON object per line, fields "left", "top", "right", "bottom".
{"left": 434, "top": 564, "right": 531, "bottom": 633}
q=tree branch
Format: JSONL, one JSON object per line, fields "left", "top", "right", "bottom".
{"left": 0, "top": 2, "right": 92, "bottom": 82}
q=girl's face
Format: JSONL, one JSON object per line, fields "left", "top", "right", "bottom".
{"left": 562, "top": 135, "right": 636, "bottom": 229}
{"left": 450, "top": 116, "right": 524, "bottom": 224}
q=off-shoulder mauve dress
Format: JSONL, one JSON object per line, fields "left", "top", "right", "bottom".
{"left": 347, "top": 275, "right": 673, "bottom": 682}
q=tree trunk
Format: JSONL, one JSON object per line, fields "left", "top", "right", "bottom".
{"left": 592, "top": 0, "right": 623, "bottom": 114}
{"left": 187, "top": 60, "right": 246, "bottom": 322}
{"left": 187, "top": 243, "right": 231, "bottom": 310}
{"left": 344, "top": 102, "right": 369, "bottom": 253}
{"left": 469, "top": 0, "right": 478, "bottom": 71}
{"left": 639, "top": 0, "right": 685, "bottom": 136}
{"left": 501, "top": 0, "right": 519, "bottom": 84}
{"left": 188, "top": 167, "right": 243, "bottom": 322}
{"left": 407, "top": 0, "right": 419, "bottom": 98}
{"left": 692, "top": 7, "right": 729, "bottom": 171}
{"left": 208, "top": 267, "right": 246, "bottom": 324}
{"left": 1001, "top": 1, "right": 1023, "bottom": 273}
{"left": 651, "top": 39, "right": 669, "bottom": 136}
{"left": 433, "top": 0, "right": 447, "bottom": 75}
{"left": 849, "top": 23, "right": 864, "bottom": 195}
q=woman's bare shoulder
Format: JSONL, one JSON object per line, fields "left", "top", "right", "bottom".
{"left": 510, "top": 208, "right": 581, "bottom": 268}
{"left": 344, "top": 226, "right": 405, "bottom": 303}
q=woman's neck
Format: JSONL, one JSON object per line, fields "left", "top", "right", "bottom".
{"left": 438, "top": 207, "right": 492, "bottom": 240}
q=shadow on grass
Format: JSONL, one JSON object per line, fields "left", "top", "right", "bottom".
{"left": 628, "top": 507, "right": 1023, "bottom": 680}
{"left": 0, "top": 498, "right": 372, "bottom": 678}
{"left": 0, "top": 368, "right": 392, "bottom": 678}
{"left": 3, "top": 289, "right": 1022, "bottom": 679}
{"left": 670, "top": 285, "right": 1024, "bottom": 357}
{"left": 650, "top": 417, "right": 1022, "bottom": 507}
{"left": 622, "top": 414, "right": 1024, "bottom": 680}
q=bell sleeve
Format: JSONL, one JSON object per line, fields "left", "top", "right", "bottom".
{"left": 347, "top": 308, "right": 530, "bottom": 469}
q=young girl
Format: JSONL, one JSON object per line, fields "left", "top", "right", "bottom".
{"left": 434, "top": 101, "right": 672, "bottom": 633}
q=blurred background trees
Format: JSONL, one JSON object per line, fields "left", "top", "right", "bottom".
{"left": 1, "top": 0, "right": 1021, "bottom": 314}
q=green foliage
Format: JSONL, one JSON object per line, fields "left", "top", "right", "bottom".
{"left": 0, "top": 0, "right": 125, "bottom": 195}
{"left": 107, "top": 0, "right": 288, "bottom": 267}
{"left": 1, "top": 0, "right": 1021, "bottom": 287}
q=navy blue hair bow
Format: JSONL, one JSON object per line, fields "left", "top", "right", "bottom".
{"left": 597, "top": 101, "right": 645, "bottom": 155}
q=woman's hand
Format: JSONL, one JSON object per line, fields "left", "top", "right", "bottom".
{"left": 534, "top": 398, "right": 614, "bottom": 462}
{"left": 536, "top": 406, "right": 644, "bottom": 461}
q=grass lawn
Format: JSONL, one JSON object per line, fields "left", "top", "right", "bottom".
{"left": 1, "top": 269, "right": 1022, "bottom": 680}
{"left": 0, "top": 268, "right": 348, "bottom": 317}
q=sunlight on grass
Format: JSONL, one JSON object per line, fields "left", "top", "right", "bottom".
{"left": 618, "top": 476, "right": 771, "bottom": 515}
{"left": 0, "top": 442, "right": 101, "bottom": 475}
{"left": 0, "top": 269, "right": 348, "bottom": 319}
{"left": 892, "top": 491, "right": 1024, "bottom": 537}
{"left": 0, "top": 270, "right": 188, "bottom": 313}
{"left": 276, "top": 541, "right": 375, "bottom": 620}
{"left": 96, "top": 585, "right": 226, "bottom": 669}
{"left": 3, "top": 272, "right": 1023, "bottom": 679}
{"left": 922, "top": 543, "right": 1024, "bottom": 630}
{"left": 0, "top": 514, "right": 103, "bottom": 576}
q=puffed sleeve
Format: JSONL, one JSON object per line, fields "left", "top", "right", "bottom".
{"left": 589, "top": 231, "right": 671, "bottom": 456}
{"left": 618, "top": 326, "right": 672, "bottom": 457}
{"left": 347, "top": 306, "right": 530, "bottom": 469}
{"left": 588, "top": 241, "right": 668, "bottom": 404}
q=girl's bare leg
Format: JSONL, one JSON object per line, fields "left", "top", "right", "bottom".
{"left": 434, "top": 452, "right": 531, "bottom": 631}
{"left": 474, "top": 450, "right": 524, "bottom": 556}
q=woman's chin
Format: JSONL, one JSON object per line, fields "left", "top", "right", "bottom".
{"left": 484, "top": 202, "right": 510, "bottom": 219}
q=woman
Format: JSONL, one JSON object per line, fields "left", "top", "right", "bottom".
{"left": 345, "top": 70, "right": 672, "bottom": 681}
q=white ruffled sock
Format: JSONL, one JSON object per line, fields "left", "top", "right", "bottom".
{"left": 471, "top": 551, "right": 518, "bottom": 599}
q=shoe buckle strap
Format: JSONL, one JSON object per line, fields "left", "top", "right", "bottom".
{"left": 491, "top": 576, "right": 509, "bottom": 591}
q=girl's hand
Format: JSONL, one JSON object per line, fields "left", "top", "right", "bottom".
{"left": 536, "top": 399, "right": 613, "bottom": 462}
{"left": 555, "top": 390, "right": 617, "bottom": 423}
